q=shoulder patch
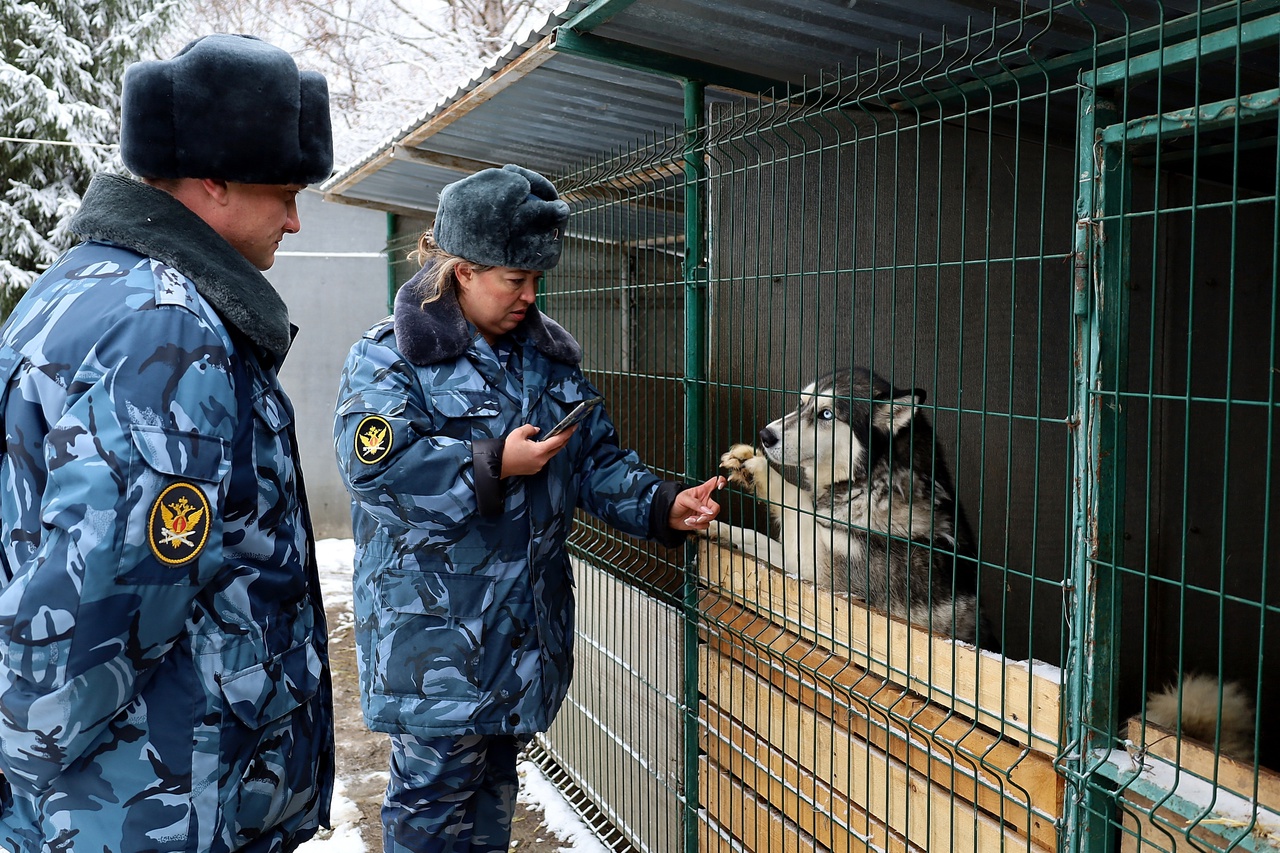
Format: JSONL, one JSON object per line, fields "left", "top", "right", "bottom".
{"left": 150, "top": 259, "right": 200, "bottom": 311}
{"left": 149, "top": 482, "right": 212, "bottom": 566}
{"left": 355, "top": 414, "right": 393, "bottom": 464}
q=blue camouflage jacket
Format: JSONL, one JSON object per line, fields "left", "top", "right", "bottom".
{"left": 334, "top": 268, "right": 682, "bottom": 738}
{"left": 0, "top": 175, "right": 334, "bottom": 853}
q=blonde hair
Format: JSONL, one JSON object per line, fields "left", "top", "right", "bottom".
{"left": 410, "top": 231, "right": 494, "bottom": 305}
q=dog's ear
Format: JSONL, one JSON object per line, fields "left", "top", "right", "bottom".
{"left": 874, "top": 389, "right": 924, "bottom": 434}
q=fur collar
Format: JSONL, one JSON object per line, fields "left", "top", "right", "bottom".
{"left": 69, "top": 173, "right": 293, "bottom": 359}
{"left": 393, "top": 264, "right": 582, "bottom": 366}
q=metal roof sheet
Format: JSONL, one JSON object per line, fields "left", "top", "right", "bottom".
{"left": 320, "top": 0, "right": 1218, "bottom": 216}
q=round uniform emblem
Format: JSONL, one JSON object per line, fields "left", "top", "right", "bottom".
{"left": 356, "top": 414, "right": 393, "bottom": 464}
{"left": 148, "top": 482, "right": 211, "bottom": 566}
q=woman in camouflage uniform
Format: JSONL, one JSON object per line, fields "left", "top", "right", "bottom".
{"left": 334, "top": 164, "right": 722, "bottom": 852}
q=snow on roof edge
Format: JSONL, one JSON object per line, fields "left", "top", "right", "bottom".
{"left": 321, "top": 0, "right": 584, "bottom": 194}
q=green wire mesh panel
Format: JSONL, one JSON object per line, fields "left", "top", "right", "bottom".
{"left": 1070, "top": 4, "right": 1280, "bottom": 852}
{"left": 536, "top": 137, "right": 693, "bottom": 852}
{"left": 697, "top": 22, "right": 1075, "bottom": 853}
{"left": 526, "top": 2, "right": 1280, "bottom": 851}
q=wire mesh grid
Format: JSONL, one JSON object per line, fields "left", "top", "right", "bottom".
{"left": 506, "top": 2, "right": 1280, "bottom": 851}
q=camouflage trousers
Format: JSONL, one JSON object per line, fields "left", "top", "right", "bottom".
{"left": 382, "top": 733, "right": 530, "bottom": 852}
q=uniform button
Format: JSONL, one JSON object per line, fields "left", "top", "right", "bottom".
{"left": 510, "top": 635, "right": 522, "bottom": 649}
{"left": 508, "top": 714, "right": 520, "bottom": 725}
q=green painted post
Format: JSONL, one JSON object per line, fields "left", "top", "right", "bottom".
{"left": 1064, "top": 81, "right": 1123, "bottom": 853}
{"left": 681, "top": 77, "right": 707, "bottom": 853}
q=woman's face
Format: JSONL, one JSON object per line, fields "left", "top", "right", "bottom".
{"left": 456, "top": 264, "right": 542, "bottom": 343}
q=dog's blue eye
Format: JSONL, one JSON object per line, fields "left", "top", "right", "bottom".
{"left": 819, "top": 408, "right": 834, "bottom": 420}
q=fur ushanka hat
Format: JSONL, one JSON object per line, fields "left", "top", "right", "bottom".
{"left": 120, "top": 34, "right": 333, "bottom": 185}
{"left": 433, "top": 164, "right": 571, "bottom": 270}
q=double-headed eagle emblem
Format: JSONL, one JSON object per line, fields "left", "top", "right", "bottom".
{"left": 356, "top": 415, "right": 393, "bottom": 464}
{"left": 148, "top": 482, "right": 211, "bottom": 566}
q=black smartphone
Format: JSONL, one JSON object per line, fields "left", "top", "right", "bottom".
{"left": 540, "top": 396, "right": 604, "bottom": 441}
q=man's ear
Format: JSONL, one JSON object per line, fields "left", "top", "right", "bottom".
{"left": 199, "top": 178, "right": 232, "bottom": 205}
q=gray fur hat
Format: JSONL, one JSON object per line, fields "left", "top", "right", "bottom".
{"left": 120, "top": 34, "right": 333, "bottom": 185}
{"left": 433, "top": 164, "right": 570, "bottom": 270}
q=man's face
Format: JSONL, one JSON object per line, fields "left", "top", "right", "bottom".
{"left": 214, "top": 182, "right": 304, "bottom": 270}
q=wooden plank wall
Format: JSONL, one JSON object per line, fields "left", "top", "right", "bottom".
{"left": 698, "top": 541, "right": 1064, "bottom": 852}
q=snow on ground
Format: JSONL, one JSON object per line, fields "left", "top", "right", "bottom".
{"left": 302, "top": 539, "right": 607, "bottom": 852}
{"left": 515, "top": 761, "right": 611, "bottom": 853}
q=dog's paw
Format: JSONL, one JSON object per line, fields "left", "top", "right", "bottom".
{"left": 720, "top": 444, "right": 766, "bottom": 490}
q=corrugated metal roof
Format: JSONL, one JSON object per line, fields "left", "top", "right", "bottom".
{"left": 320, "top": 0, "right": 1212, "bottom": 216}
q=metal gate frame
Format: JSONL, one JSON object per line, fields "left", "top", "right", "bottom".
{"left": 1066, "top": 10, "right": 1280, "bottom": 852}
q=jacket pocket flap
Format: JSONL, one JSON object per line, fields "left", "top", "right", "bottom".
{"left": 220, "top": 641, "right": 322, "bottom": 729}
{"left": 381, "top": 569, "right": 494, "bottom": 619}
{"left": 429, "top": 390, "right": 500, "bottom": 419}
{"left": 336, "top": 391, "right": 408, "bottom": 418}
{"left": 130, "top": 425, "right": 230, "bottom": 482}
{"left": 252, "top": 388, "right": 294, "bottom": 433}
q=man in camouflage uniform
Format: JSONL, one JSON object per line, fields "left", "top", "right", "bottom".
{"left": 333, "top": 164, "right": 724, "bottom": 852}
{"left": 0, "top": 35, "right": 335, "bottom": 852}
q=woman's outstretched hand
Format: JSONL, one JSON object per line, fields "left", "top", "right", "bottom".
{"left": 669, "top": 475, "right": 727, "bottom": 531}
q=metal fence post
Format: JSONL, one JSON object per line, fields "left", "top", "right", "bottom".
{"left": 1064, "top": 78, "right": 1123, "bottom": 853}
{"left": 682, "top": 76, "right": 707, "bottom": 853}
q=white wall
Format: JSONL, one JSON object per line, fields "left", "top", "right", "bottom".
{"left": 267, "top": 189, "right": 391, "bottom": 539}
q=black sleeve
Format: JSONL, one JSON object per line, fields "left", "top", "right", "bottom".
{"left": 647, "top": 480, "right": 688, "bottom": 548}
{"left": 473, "top": 437, "right": 506, "bottom": 516}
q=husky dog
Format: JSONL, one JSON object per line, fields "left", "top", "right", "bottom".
{"left": 1144, "top": 673, "right": 1256, "bottom": 761}
{"left": 707, "top": 367, "right": 995, "bottom": 649}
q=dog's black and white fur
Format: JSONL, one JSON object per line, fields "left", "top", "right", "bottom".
{"left": 707, "top": 368, "right": 995, "bottom": 650}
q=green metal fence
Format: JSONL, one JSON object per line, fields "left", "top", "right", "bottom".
{"left": 436, "top": 2, "right": 1280, "bottom": 850}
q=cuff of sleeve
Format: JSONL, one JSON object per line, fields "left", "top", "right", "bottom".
{"left": 473, "top": 438, "right": 505, "bottom": 516}
{"left": 648, "top": 480, "right": 687, "bottom": 548}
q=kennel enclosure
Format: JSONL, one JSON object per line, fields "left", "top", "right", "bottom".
{"left": 325, "top": 1, "right": 1280, "bottom": 849}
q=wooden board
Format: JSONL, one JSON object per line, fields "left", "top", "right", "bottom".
{"left": 700, "top": 754, "right": 810, "bottom": 851}
{"left": 700, "top": 593, "right": 1062, "bottom": 848}
{"left": 1128, "top": 718, "right": 1280, "bottom": 811}
{"left": 700, "top": 645, "right": 1053, "bottom": 853}
{"left": 702, "top": 700, "right": 913, "bottom": 852}
{"left": 699, "top": 540, "right": 1062, "bottom": 755}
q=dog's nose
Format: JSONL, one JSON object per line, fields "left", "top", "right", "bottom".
{"left": 759, "top": 428, "right": 778, "bottom": 449}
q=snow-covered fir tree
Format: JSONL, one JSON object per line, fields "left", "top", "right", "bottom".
{"left": 0, "top": 0, "right": 177, "bottom": 314}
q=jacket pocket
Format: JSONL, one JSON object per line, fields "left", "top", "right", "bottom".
{"left": 219, "top": 640, "right": 322, "bottom": 728}
{"left": 118, "top": 425, "right": 229, "bottom": 585}
{"left": 428, "top": 389, "right": 502, "bottom": 442}
{"left": 373, "top": 569, "right": 495, "bottom": 700}
{"left": 216, "top": 640, "right": 324, "bottom": 844}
